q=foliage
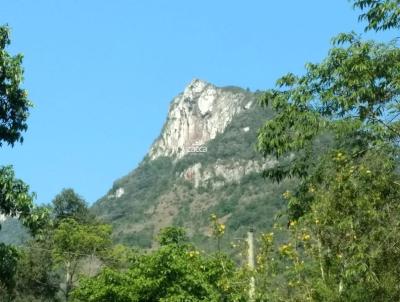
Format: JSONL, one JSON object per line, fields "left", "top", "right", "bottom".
{"left": 0, "top": 166, "right": 48, "bottom": 236}
{"left": 0, "top": 243, "right": 19, "bottom": 295}
{"left": 102, "top": 244, "right": 139, "bottom": 270}
{"left": 0, "top": 25, "right": 32, "bottom": 147}
{"left": 6, "top": 188, "right": 114, "bottom": 302}
{"left": 255, "top": 148, "right": 400, "bottom": 300}
{"left": 71, "top": 228, "right": 248, "bottom": 302}
{"left": 91, "top": 156, "right": 175, "bottom": 245}
{"left": 255, "top": 1, "right": 400, "bottom": 300}
{"left": 353, "top": 0, "right": 400, "bottom": 31}
{"left": 157, "top": 226, "right": 188, "bottom": 246}
{"left": 52, "top": 188, "right": 92, "bottom": 224}
{"left": 0, "top": 25, "right": 49, "bottom": 295}
{"left": 13, "top": 239, "right": 61, "bottom": 302}
{"left": 257, "top": 32, "right": 400, "bottom": 181}
{"left": 53, "top": 218, "right": 112, "bottom": 300}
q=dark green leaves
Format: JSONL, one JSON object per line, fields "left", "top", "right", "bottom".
{"left": 255, "top": 2, "right": 400, "bottom": 299}
{"left": 258, "top": 33, "right": 400, "bottom": 174}
{"left": 352, "top": 0, "right": 400, "bottom": 31}
{"left": 72, "top": 228, "right": 246, "bottom": 302}
{"left": 0, "top": 243, "right": 19, "bottom": 293}
{"left": 0, "top": 25, "right": 32, "bottom": 147}
{"left": 157, "top": 226, "right": 188, "bottom": 246}
{"left": 0, "top": 166, "right": 34, "bottom": 220}
{"left": 52, "top": 188, "right": 91, "bottom": 224}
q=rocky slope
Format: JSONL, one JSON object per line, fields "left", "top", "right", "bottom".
{"left": 91, "top": 79, "right": 293, "bottom": 250}
{"left": 149, "top": 79, "right": 252, "bottom": 160}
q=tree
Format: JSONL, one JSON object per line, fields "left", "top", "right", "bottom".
{"left": 0, "top": 25, "right": 32, "bottom": 147}
{"left": 13, "top": 239, "right": 61, "bottom": 302}
{"left": 157, "top": 226, "right": 188, "bottom": 246}
{"left": 0, "top": 25, "right": 48, "bottom": 294}
{"left": 53, "top": 218, "right": 112, "bottom": 301}
{"left": 52, "top": 188, "right": 91, "bottom": 224}
{"left": 9, "top": 188, "right": 110, "bottom": 302}
{"left": 0, "top": 243, "right": 19, "bottom": 294}
{"left": 353, "top": 0, "right": 400, "bottom": 31}
{"left": 71, "top": 227, "right": 247, "bottom": 302}
{"left": 255, "top": 0, "right": 400, "bottom": 300}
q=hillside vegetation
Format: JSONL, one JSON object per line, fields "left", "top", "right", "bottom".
{"left": 92, "top": 91, "right": 295, "bottom": 251}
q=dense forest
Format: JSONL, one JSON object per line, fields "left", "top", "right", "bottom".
{"left": 1, "top": 0, "right": 400, "bottom": 301}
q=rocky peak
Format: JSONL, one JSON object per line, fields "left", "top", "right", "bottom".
{"left": 149, "top": 79, "right": 252, "bottom": 160}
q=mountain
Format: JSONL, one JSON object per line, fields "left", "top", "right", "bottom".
{"left": 91, "top": 79, "right": 294, "bottom": 250}
{"left": 0, "top": 215, "right": 30, "bottom": 245}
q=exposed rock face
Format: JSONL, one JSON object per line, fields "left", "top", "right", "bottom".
{"left": 149, "top": 79, "right": 250, "bottom": 160}
{"left": 180, "top": 159, "right": 278, "bottom": 188}
{"left": 107, "top": 187, "right": 125, "bottom": 200}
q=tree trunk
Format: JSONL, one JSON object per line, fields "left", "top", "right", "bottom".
{"left": 65, "top": 260, "right": 72, "bottom": 301}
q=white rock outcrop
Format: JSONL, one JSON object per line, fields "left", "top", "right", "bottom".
{"left": 149, "top": 79, "right": 250, "bottom": 160}
{"left": 115, "top": 188, "right": 125, "bottom": 198}
{"left": 108, "top": 187, "right": 125, "bottom": 199}
{"left": 180, "top": 159, "right": 278, "bottom": 188}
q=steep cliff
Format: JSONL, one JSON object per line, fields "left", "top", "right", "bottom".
{"left": 149, "top": 79, "right": 252, "bottom": 159}
{"left": 91, "top": 80, "right": 293, "bottom": 250}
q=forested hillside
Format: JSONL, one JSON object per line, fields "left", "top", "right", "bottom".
{"left": 91, "top": 83, "right": 295, "bottom": 251}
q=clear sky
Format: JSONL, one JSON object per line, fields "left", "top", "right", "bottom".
{"left": 0, "top": 1, "right": 389, "bottom": 205}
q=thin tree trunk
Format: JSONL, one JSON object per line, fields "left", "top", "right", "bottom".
{"left": 317, "top": 235, "right": 325, "bottom": 282}
{"left": 65, "top": 261, "right": 72, "bottom": 301}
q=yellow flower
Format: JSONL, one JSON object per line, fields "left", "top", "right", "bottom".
{"left": 279, "top": 243, "right": 293, "bottom": 255}
{"left": 282, "top": 190, "right": 291, "bottom": 199}
{"left": 188, "top": 250, "right": 200, "bottom": 258}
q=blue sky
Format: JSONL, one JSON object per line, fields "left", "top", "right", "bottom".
{"left": 0, "top": 1, "right": 388, "bottom": 205}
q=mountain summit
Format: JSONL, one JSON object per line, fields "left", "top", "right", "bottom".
{"left": 149, "top": 79, "right": 253, "bottom": 160}
{"left": 91, "top": 80, "right": 292, "bottom": 249}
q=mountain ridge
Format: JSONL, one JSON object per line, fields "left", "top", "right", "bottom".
{"left": 91, "top": 80, "right": 293, "bottom": 250}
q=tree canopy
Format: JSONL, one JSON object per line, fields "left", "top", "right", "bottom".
{"left": 0, "top": 25, "right": 48, "bottom": 295}
{"left": 52, "top": 188, "right": 91, "bottom": 224}
{"left": 0, "top": 25, "right": 32, "bottom": 147}
{"left": 71, "top": 227, "right": 247, "bottom": 302}
{"left": 255, "top": 0, "right": 400, "bottom": 300}
{"left": 353, "top": 0, "right": 400, "bottom": 31}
